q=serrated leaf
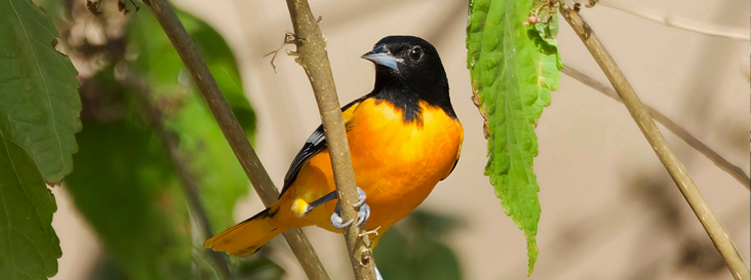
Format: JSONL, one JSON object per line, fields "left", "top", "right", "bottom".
{"left": 0, "top": 0, "right": 82, "bottom": 183}
{"left": 0, "top": 135, "right": 61, "bottom": 280}
{"left": 466, "top": 0, "right": 561, "bottom": 274}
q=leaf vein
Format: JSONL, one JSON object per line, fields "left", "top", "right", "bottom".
{"left": 8, "top": 0, "right": 67, "bottom": 178}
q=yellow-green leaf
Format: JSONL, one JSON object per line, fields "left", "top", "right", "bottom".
{"left": 466, "top": 0, "right": 561, "bottom": 274}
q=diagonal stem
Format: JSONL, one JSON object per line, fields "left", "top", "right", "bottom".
{"left": 562, "top": 65, "right": 750, "bottom": 190}
{"left": 126, "top": 71, "right": 231, "bottom": 279}
{"left": 560, "top": 4, "right": 750, "bottom": 280}
{"left": 142, "top": 0, "right": 330, "bottom": 279}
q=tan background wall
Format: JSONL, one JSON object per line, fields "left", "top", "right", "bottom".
{"left": 52, "top": 0, "right": 750, "bottom": 279}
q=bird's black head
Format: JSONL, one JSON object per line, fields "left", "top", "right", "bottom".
{"left": 362, "top": 36, "right": 456, "bottom": 122}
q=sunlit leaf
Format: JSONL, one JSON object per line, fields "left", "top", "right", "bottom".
{"left": 466, "top": 0, "right": 561, "bottom": 274}
{"left": 0, "top": 0, "right": 81, "bottom": 183}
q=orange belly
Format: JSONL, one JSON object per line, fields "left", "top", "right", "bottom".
{"left": 271, "top": 98, "right": 463, "bottom": 235}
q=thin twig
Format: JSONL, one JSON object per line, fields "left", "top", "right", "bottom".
{"left": 560, "top": 4, "right": 751, "bottom": 280}
{"left": 263, "top": 32, "right": 298, "bottom": 73}
{"left": 125, "top": 69, "right": 232, "bottom": 280}
{"left": 588, "top": 0, "right": 750, "bottom": 41}
{"left": 142, "top": 1, "right": 330, "bottom": 279}
{"left": 562, "top": 65, "right": 751, "bottom": 190}
{"left": 283, "top": 0, "right": 378, "bottom": 279}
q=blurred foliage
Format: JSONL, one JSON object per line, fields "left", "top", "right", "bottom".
{"left": 65, "top": 120, "right": 191, "bottom": 280}
{"left": 126, "top": 7, "right": 255, "bottom": 234}
{"left": 375, "top": 210, "right": 464, "bottom": 280}
{"left": 235, "top": 255, "right": 285, "bottom": 280}
{"left": 31, "top": 0, "right": 268, "bottom": 278}
{"left": 466, "top": 0, "right": 562, "bottom": 274}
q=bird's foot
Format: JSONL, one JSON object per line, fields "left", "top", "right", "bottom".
{"left": 331, "top": 187, "right": 370, "bottom": 229}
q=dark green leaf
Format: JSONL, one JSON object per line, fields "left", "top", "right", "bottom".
{"left": 236, "top": 255, "right": 285, "bottom": 280}
{"left": 0, "top": 0, "right": 82, "bottom": 183}
{"left": 0, "top": 136, "right": 61, "bottom": 279}
{"left": 466, "top": 0, "right": 561, "bottom": 274}
{"left": 64, "top": 120, "right": 191, "bottom": 280}
{"left": 375, "top": 211, "right": 462, "bottom": 280}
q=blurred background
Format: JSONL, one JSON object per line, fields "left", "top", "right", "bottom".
{"left": 41, "top": 0, "right": 749, "bottom": 279}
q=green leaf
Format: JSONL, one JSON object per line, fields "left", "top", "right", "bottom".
{"left": 466, "top": 0, "right": 561, "bottom": 274}
{"left": 0, "top": 135, "right": 61, "bottom": 280}
{"left": 0, "top": 0, "right": 82, "bottom": 183}
{"left": 125, "top": 9, "right": 255, "bottom": 231}
{"left": 375, "top": 211, "right": 463, "bottom": 280}
{"left": 236, "top": 255, "right": 285, "bottom": 280}
{"left": 64, "top": 120, "right": 191, "bottom": 280}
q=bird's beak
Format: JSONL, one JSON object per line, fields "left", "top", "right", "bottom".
{"left": 361, "top": 45, "right": 401, "bottom": 72}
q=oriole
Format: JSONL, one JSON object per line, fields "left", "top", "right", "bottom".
{"left": 204, "top": 35, "right": 463, "bottom": 256}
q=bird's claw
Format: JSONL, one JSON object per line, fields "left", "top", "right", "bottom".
{"left": 331, "top": 187, "right": 370, "bottom": 229}
{"left": 353, "top": 186, "right": 367, "bottom": 207}
{"left": 355, "top": 204, "right": 370, "bottom": 227}
{"left": 330, "top": 208, "right": 353, "bottom": 228}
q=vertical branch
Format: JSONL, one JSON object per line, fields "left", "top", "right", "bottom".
{"left": 283, "top": 0, "right": 378, "bottom": 279}
{"left": 142, "top": 0, "right": 330, "bottom": 279}
{"left": 560, "top": 4, "right": 750, "bottom": 280}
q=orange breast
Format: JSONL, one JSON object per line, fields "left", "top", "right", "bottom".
{"left": 277, "top": 98, "right": 463, "bottom": 234}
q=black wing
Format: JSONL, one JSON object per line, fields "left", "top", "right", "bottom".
{"left": 279, "top": 98, "right": 364, "bottom": 198}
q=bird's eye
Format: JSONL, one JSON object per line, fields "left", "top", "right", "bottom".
{"left": 408, "top": 46, "right": 423, "bottom": 61}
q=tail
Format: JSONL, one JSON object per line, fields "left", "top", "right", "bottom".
{"left": 203, "top": 209, "right": 287, "bottom": 255}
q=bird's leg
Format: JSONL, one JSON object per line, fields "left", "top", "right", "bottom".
{"left": 331, "top": 187, "right": 370, "bottom": 228}
{"left": 291, "top": 187, "right": 368, "bottom": 220}
{"left": 291, "top": 191, "right": 337, "bottom": 217}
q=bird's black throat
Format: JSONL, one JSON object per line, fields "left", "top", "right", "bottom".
{"left": 367, "top": 65, "right": 457, "bottom": 124}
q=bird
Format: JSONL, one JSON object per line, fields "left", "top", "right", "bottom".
{"left": 204, "top": 35, "right": 463, "bottom": 258}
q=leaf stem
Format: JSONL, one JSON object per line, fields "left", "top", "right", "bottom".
{"left": 562, "top": 64, "right": 750, "bottom": 190}
{"left": 142, "top": 0, "right": 330, "bottom": 279}
{"left": 283, "top": 0, "right": 378, "bottom": 279}
{"left": 560, "top": 5, "right": 750, "bottom": 280}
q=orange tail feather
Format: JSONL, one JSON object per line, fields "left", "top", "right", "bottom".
{"left": 203, "top": 209, "right": 287, "bottom": 256}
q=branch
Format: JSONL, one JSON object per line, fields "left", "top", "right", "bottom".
{"left": 125, "top": 71, "right": 231, "bottom": 279}
{"left": 560, "top": 4, "right": 751, "bottom": 280}
{"left": 590, "top": 0, "right": 750, "bottom": 41}
{"left": 142, "top": 1, "right": 330, "bottom": 279}
{"left": 283, "top": 0, "right": 378, "bottom": 279}
{"left": 562, "top": 65, "right": 751, "bottom": 190}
